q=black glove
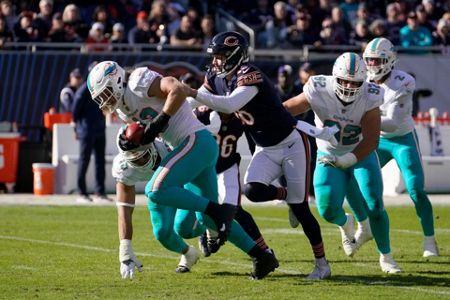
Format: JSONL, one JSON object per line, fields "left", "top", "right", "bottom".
{"left": 118, "top": 133, "right": 140, "bottom": 151}
{"left": 141, "top": 112, "right": 171, "bottom": 145}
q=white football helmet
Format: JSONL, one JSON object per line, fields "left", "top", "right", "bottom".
{"left": 363, "top": 37, "right": 397, "bottom": 81}
{"left": 87, "top": 61, "right": 125, "bottom": 113}
{"left": 332, "top": 52, "right": 366, "bottom": 103}
{"left": 116, "top": 127, "right": 159, "bottom": 169}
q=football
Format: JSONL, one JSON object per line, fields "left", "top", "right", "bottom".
{"left": 125, "top": 122, "right": 145, "bottom": 145}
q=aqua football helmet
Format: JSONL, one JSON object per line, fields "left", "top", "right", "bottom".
{"left": 332, "top": 52, "right": 366, "bottom": 103}
{"left": 363, "top": 37, "right": 397, "bottom": 81}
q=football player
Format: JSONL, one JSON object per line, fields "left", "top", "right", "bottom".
{"left": 362, "top": 37, "right": 438, "bottom": 257}
{"left": 87, "top": 61, "right": 278, "bottom": 279}
{"left": 283, "top": 52, "right": 401, "bottom": 274}
{"left": 189, "top": 31, "right": 336, "bottom": 280}
{"left": 113, "top": 132, "right": 204, "bottom": 278}
{"left": 194, "top": 107, "right": 272, "bottom": 256}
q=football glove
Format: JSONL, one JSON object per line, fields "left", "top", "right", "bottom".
{"left": 119, "top": 239, "right": 143, "bottom": 279}
{"left": 141, "top": 112, "right": 171, "bottom": 145}
{"left": 295, "top": 121, "right": 339, "bottom": 147}
{"left": 318, "top": 153, "right": 357, "bottom": 169}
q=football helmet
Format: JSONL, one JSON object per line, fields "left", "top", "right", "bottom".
{"left": 332, "top": 52, "right": 366, "bottom": 103}
{"left": 363, "top": 37, "right": 397, "bottom": 81}
{"left": 87, "top": 61, "right": 125, "bottom": 113}
{"left": 207, "top": 31, "right": 249, "bottom": 78}
{"left": 116, "top": 127, "right": 159, "bottom": 169}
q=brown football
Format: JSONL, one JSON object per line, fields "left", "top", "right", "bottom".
{"left": 125, "top": 122, "right": 145, "bottom": 144}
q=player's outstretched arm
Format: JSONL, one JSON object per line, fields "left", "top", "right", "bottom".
{"left": 283, "top": 92, "right": 311, "bottom": 116}
{"left": 116, "top": 182, "right": 143, "bottom": 279}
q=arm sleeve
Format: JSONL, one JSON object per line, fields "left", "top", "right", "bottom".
{"left": 381, "top": 87, "right": 413, "bottom": 132}
{"left": 195, "top": 85, "right": 258, "bottom": 114}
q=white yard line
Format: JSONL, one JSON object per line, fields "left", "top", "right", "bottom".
{"left": 1, "top": 234, "right": 448, "bottom": 297}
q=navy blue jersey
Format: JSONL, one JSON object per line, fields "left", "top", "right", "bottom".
{"left": 204, "top": 63, "right": 297, "bottom": 147}
{"left": 194, "top": 108, "right": 243, "bottom": 174}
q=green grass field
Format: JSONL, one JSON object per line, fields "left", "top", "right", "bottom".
{"left": 0, "top": 204, "right": 449, "bottom": 300}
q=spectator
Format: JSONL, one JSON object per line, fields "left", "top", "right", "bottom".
{"left": 92, "top": 5, "right": 112, "bottom": 37}
{"left": 385, "top": 3, "right": 404, "bottom": 45}
{"left": 433, "top": 19, "right": 450, "bottom": 45}
{"left": 47, "top": 12, "right": 64, "bottom": 42}
{"left": 416, "top": 4, "right": 437, "bottom": 33}
{"left": 286, "top": 13, "right": 319, "bottom": 48}
{"left": 0, "top": 16, "right": 13, "bottom": 47}
{"left": 350, "top": 19, "right": 372, "bottom": 48}
{"left": 200, "top": 14, "right": 216, "bottom": 50}
{"left": 317, "top": 17, "right": 347, "bottom": 46}
{"left": 276, "top": 64, "right": 300, "bottom": 102}
{"left": 352, "top": 2, "right": 374, "bottom": 29}
{"left": 400, "top": 11, "right": 433, "bottom": 48}
{"left": 170, "top": 15, "right": 202, "bottom": 47}
{"left": 110, "top": 22, "right": 128, "bottom": 46}
{"left": 264, "top": 1, "right": 293, "bottom": 48}
{"left": 72, "top": 62, "right": 112, "bottom": 204}
{"left": 240, "top": 0, "right": 273, "bottom": 47}
{"left": 33, "top": 0, "right": 54, "bottom": 38}
{"left": 59, "top": 68, "right": 83, "bottom": 113}
{"left": 14, "top": 11, "right": 41, "bottom": 42}
{"left": 62, "top": 4, "right": 89, "bottom": 39}
{"left": 166, "top": 3, "right": 183, "bottom": 36}
{"left": 339, "top": 0, "right": 359, "bottom": 24}
{"left": 330, "top": 6, "right": 352, "bottom": 42}
{"left": 148, "top": 0, "right": 170, "bottom": 44}
{"left": 85, "top": 22, "right": 110, "bottom": 52}
{"left": 128, "top": 11, "right": 154, "bottom": 45}
{"left": 0, "top": 0, "right": 16, "bottom": 36}
{"left": 369, "top": 18, "right": 388, "bottom": 39}
{"left": 422, "top": 0, "right": 444, "bottom": 23}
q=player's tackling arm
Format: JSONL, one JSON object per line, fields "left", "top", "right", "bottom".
{"left": 193, "top": 85, "right": 258, "bottom": 114}
{"left": 352, "top": 107, "right": 381, "bottom": 161}
{"left": 147, "top": 76, "right": 190, "bottom": 116}
{"left": 282, "top": 92, "right": 312, "bottom": 116}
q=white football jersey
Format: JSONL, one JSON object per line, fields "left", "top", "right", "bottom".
{"left": 116, "top": 67, "right": 205, "bottom": 148}
{"left": 112, "top": 139, "right": 169, "bottom": 186}
{"left": 304, "top": 75, "right": 383, "bottom": 156}
{"left": 377, "top": 69, "right": 415, "bottom": 138}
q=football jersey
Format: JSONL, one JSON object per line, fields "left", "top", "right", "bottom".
{"left": 304, "top": 75, "right": 383, "bottom": 156}
{"left": 377, "top": 69, "right": 415, "bottom": 138}
{"left": 116, "top": 67, "right": 205, "bottom": 148}
{"left": 194, "top": 108, "right": 244, "bottom": 173}
{"left": 112, "top": 139, "right": 169, "bottom": 186}
{"left": 204, "top": 64, "right": 296, "bottom": 147}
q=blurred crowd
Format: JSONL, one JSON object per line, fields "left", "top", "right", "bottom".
{"left": 0, "top": 0, "right": 450, "bottom": 50}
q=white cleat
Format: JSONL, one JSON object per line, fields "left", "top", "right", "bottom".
{"left": 288, "top": 207, "right": 300, "bottom": 228}
{"left": 355, "top": 219, "right": 373, "bottom": 252}
{"left": 305, "top": 257, "right": 331, "bottom": 280}
{"left": 176, "top": 246, "right": 199, "bottom": 273}
{"left": 339, "top": 213, "right": 356, "bottom": 257}
{"left": 423, "top": 236, "right": 439, "bottom": 257}
{"left": 379, "top": 253, "right": 401, "bottom": 274}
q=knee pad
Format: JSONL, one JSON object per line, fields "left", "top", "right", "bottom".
{"left": 244, "top": 182, "right": 274, "bottom": 202}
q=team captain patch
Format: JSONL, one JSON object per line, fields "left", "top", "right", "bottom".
{"left": 237, "top": 71, "right": 263, "bottom": 86}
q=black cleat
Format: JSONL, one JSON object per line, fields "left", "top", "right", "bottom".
{"left": 207, "top": 237, "right": 221, "bottom": 254}
{"left": 250, "top": 250, "right": 279, "bottom": 280}
{"left": 204, "top": 202, "right": 237, "bottom": 246}
{"left": 198, "top": 232, "right": 211, "bottom": 257}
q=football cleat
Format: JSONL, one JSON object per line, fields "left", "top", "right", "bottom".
{"left": 205, "top": 203, "right": 237, "bottom": 246}
{"left": 423, "top": 236, "right": 439, "bottom": 257}
{"left": 354, "top": 219, "right": 373, "bottom": 251}
{"left": 198, "top": 232, "right": 211, "bottom": 257}
{"left": 176, "top": 246, "right": 199, "bottom": 273}
{"left": 250, "top": 250, "right": 279, "bottom": 280}
{"left": 379, "top": 253, "right": 401, "bottom": 274}
{"left": 339, "top": 213, "right": 356, "bottom": 257}
{"left": 305, "top": 257, "right": 331, "bottom": 280}
{"left": 288, "top": 207, "right": 300, "bottom": 228}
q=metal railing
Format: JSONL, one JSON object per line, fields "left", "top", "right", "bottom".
{"left": 2, "top": 41, "right": 449, "bottom": 61}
